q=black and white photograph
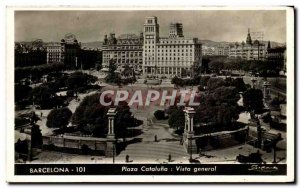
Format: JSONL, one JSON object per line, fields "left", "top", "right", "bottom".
{"left": 5, "top": 6, "right": 295, "bottom": 183}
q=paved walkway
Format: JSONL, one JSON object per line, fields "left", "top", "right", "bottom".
{"left": 116, "top": 123, "right": 188, "bottom": 163}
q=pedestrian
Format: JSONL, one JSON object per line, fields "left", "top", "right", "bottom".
{"left": 168, "top": 154, "right": 172, "bottom": 162}
{"left": 126, "top": 155, "right": 130, "bottom": 163}
{"left": 155, "top": 135, "right": 157, "bottom": 142}
{"left": 40, "top": 112, "right": 43, "bottom": 117}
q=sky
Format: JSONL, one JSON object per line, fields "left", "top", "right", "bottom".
{"left": 15, "top": 10, "right": 286, "bottom": 43}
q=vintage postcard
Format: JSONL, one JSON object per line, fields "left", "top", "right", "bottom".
{"left": 6, "top": 6, "right": 295, "bottom": 183}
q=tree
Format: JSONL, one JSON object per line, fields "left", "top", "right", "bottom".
{"left": 200, "top": 56, "right": 211, "bottom": 74}
{"left": 122, "top": 64, "right": 132, "bottom": 78}
{"left": 209, "top": 59, "right": 224, "bottom": 74}
{"left": 200, "top": 76, "right": 210, "bottom": 87}
{"left": 114, "top": 101, "right": 135, "bottom": 140}
{"left": 212, "top": 86, "right": 240, "bottom": 105}
{"left": 15, "top": 84, "right": 32, "bottom": 102}
{"left": 207, "top": 77, "right": 225, "bottom": 90}
{"left": 194, "top": 83, "right": 241, "bottom": 131}
{"left": 154, "top": 110, "right": 166, "bottom": 120}
{"left": 171, "top": 76, "right": 184, "bottom": 87}
{"left": 168, "top": 108, "right": 185, "bottom": 131}
{"left": 65, "top": 72, "right": 97, "bottom": 93}
{"left": 243, "top": 88, "right": 264, "bottom": 115}
{"left": 72, "top": 93, "right": 108, "bottom": 132}
{"left": 105, "top": 60, "right": 120, "bottom": 83}
{"left": 31, "top": 84, "right": 57, "bottom": 109}
{"left": 232, "top": 78, "right": 247, "bottom": 92}
{"left": 31, "top": 124, "right": 43, "bottom": 148}
{"left": 15, "top": 63, "right": 65, "bottom": 83}
{"left": 72, "top": 93, "right": 139, "bottom": 138}
{"left": 46, "top": 107, "right": 72, "bottom": 128}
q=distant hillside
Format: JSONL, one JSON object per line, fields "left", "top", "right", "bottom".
{"left": 16, "top": 39, "right": 285, "bottom": 49}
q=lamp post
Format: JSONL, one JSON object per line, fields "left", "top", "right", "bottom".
{"left": 112, "top": 141, "right": 115, "bottom": 164}
{"left": 272, "top": 145, "right": 277, "bottom": 163}
{"left": 189, "top": 136, "right": 192, "bottom": 162}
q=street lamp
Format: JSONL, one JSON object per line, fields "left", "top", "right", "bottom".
{"left": 189, "top": 137, "right": 192, "bottom": 162}
{"left": 113, "top": 140, "right": 115, "bottom": 164}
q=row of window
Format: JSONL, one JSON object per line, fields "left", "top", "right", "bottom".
{"left": 104, "top": 52, "right": 142, "bottom": 56}
{"left": 104, "top": 46, "right": 142, "bottom": 50}
{"left": 231, "top": 49, "right": 265, "bottom": 52}
{"left": 116, "top": 64, "right": 142, "bottom": 69}
{"left": 145, "top": 26, "right": 155, "bottom": 32}
{"left": 144, "top": 40, "right": 196, "bottom": 47}
{"left": 158, "top": 40, "right": 194, "bottom": 44}
{"left": 145, "top": 56, "right": 194, "bottom": 60}
{"left": 115, "top": 60, "right": 142, "bottom": 64}
{"left": 144, "top": 63, "right": 193, "bottom": 67}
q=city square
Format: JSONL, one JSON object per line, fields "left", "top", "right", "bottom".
{"left": 13, "top": 11, "right": 288, "bottom": 166}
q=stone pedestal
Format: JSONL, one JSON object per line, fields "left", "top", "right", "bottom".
{"left": 105, "top": 139, "right": 116, "bottom": 157}
{"left": 183, "top": 133, "right": 197, "bottom": 154}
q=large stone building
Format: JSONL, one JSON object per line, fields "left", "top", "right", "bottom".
{"left": 215, "top": 44, "right": 230, "bottom": 56}
{"left": 46, "top": 42, "right": 63, "bottom": 64}
{"left": 46, "top": 33, "right": 81, "bottom": 69}
{"left": 46, "top": 34, "right": 101, "bottom": 69}
{"left": 102, "top": 33, "right": 144, "bottom": 73}
{"left": 229, "top": 29, "right": 266, "bottom": 60}
{"left": 266, "top": 41, "right": 286, "bottom": 71}
{"left": 143, "top": 16, "right": 202, "bottom": 77}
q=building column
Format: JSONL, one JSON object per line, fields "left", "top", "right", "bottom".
{"left": 184, "top": 112, "right": 189, "bottom": 133}
{"left": 183, "top": 107, "right": 197, "bottom": 154}
{"left": 107, "top": 108, "right": 116, "bottom": 138}
{"left": 106, "top": 108, "right": 117, "bottom": 158}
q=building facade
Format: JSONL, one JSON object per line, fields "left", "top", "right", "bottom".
{"left": 46, "top": 42, "right": 63, "bottom": 64}
{"left": 266, "top": 41, "right": 286, "bottom": 71}
{"left": 202, "top": 45, "right": 216, "bottom": 56}
{"left": 143, "top": 16, "right": 202, "bottom": 77}
{"left": 102, "top": 33, "right": 143, "bottom": 73}
{"left": 228, "top": 29, "right": 266, "bottom": 60}
{"left": 215, "top": 44, "right": 230, "bottom": 56}
{"left": 46, "top": 34, "right": 81, "bottom": 69}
